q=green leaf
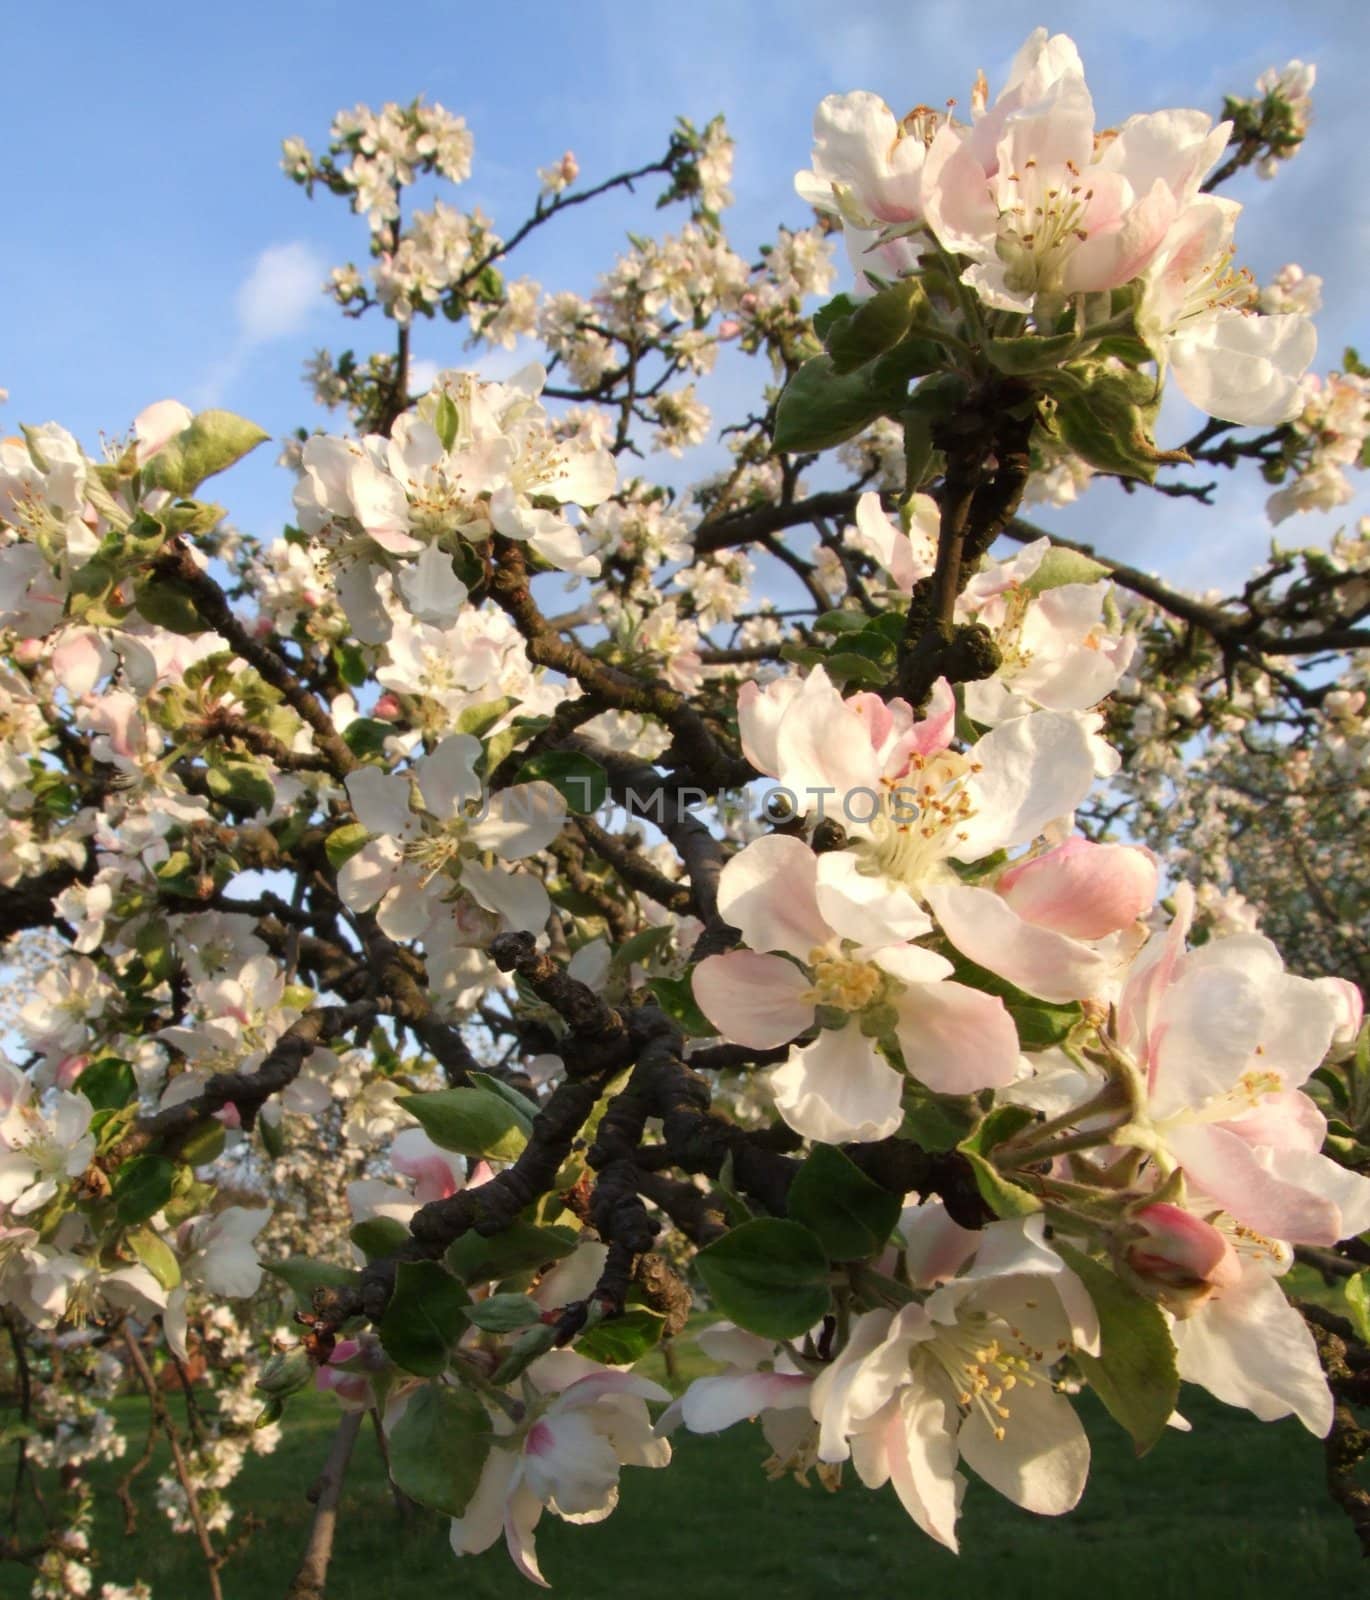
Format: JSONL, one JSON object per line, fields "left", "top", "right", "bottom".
{"left": 264, "top": 1258, "right": 361, "bottom": 1314}
{"left": 986, "top": 331, "right": 1078, "bottom": 375}
{"left": 444, "top": 1222, "right": 578, "bottom": 1286}
{"left": 342, "top": 718, "right": 390, "bottom": 758}
{"left": 399, "top": 1087, "right": 531, "bottom": 1160}
{"left": 457, "top": 697, "right": 516, "bottom": 738}
{"left": 492, "top": 1322, "right": 559, "bottom": 1385}
{"left": 825, "top": 279, "right": 931, "bottom": 374}
{"left": 958, "top": 1107, "right": 1042, "bottom": 1219}
{"left": 350, "top": 1217, "right": 411, "bottom": 1260}
{"left": 1056, "top": 1243, "right": 1179, "bottom": 1455}
{"left": 135, "top": 921, "right": 177, "bottom": 983}
{"left": 694, "top": 1218, "right": 831, "bottom": 1340}
{"left": 74, "top": 1058, "right": 136, "bottom": 1113}
{"left": 464, "top": 1293, "right": 543, "bottom": 1333}
{"left": 577, "top": 1307, "right": 666, "bottom": 1365}
{"left": 899, "top": 1086, "right": 977, "bottom": 1153}
{"left": 387, "top": 1381, "right": 492, "bottom": 1516}
{"left": 610, "top": 923, "right": 675, "bottom": 979}
{"left": 1047, "top": 368, "right": 1170, "bottom": 484}
{"left": 143, "top": 410, "right": 270, "bottom": 496}
{"left": 111, "top": 1156, "right": 176, "bottom": 1226}
{"left": 1021, "top": 545, "right": 1110, "bottom": 596}
{"left": 516, "top": 750, "right": 606, "bottom": 814}
{"left": 331, "top": 641, "right": 368, "bottom": 687}
{"left": 127, "top": 1225, "right": 181, "bottom": 1291}
{"left": 205, "top": 756, "right": 275, "bottom": 815}
{"left": 179, "top": 1120, "right": 226, "bottom": 1167}
{"left": 649, "top": 975, "right": 716, "bottom": 1038}
{"left": 433, "top": 392, "right": 460, "bottom": 452}
{"left": 787, "top": 1145, "right": 902, "bottom": 1262}
{"left": 773, "top": 353, "right": 911, "bottom": 454}
{"left": 1346, "top": 1272, "right": 1370, "bottom": 1344}
{"left": 325, "top": 821, "right": 371, "bottom": 871}
{"left": 134, "top": 578, "right": 205, "bottom": 635}
{"left": 811, "top": 293, "right": 859, "bottom": 343}
{"left": 812, "top": 610, "right": 869, "bottom": 635}
{"left": 469, "top": 1073, "right": 541, "bottom": 1127}
{"left": 379, "top": 1261, "right": 471, "bottom": 1376}
{"left": 823, "top": 651, "right": 891, "bottom": 689}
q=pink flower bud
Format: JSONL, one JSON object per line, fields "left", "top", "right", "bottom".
{"left": 997, "top": 837, "right": 1157, "bottom": 941}
{"left": 55, "top": 1055, "right": 89, "bottom": 1091}
{"left": 373, "top": 693, "right": 403, "bottom": 720}
{"left": 716, "top": 319, "right": 742, "bottom": 339}
{"left": 1316, "top": 976, "right": 1364, "bottom": 1047}
{"left": 1127, "top": 1203, "right": 1241, "bottom": 1294}
{"left": 14, "top": 638, "right": 43, "bottom": 665}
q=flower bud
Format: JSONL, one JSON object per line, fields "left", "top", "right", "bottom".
{"left": 1124, "top": 1203, "right": 1240, "bottom": 1313}
{"left": 256, "top": 1347, "right": 314, "bottom": 1398}
{"left": 1315, "top": 976, "right": 1364, "bottom": 1052}
{"left": 997, "top": 838, "right": 1157, "bottom": 940}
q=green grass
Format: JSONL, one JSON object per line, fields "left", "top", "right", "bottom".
{"left": 2, "top": 1357, "right": 1364, "bottom": 1600}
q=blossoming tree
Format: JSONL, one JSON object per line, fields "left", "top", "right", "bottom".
{"left": 3, "top": 29, "right": 1370, "bottom": 1598}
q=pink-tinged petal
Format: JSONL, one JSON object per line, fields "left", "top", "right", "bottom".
{"left": 1221, "top": 1091, "right": 1325, "bottom": 1154}
{"left": 376, "top": 874, "right": 440, "bottom": 941}
{"left": 1169, "top": 308, "right": 1316, "bottom": 428}
{"left": 737, "top": 677, "right": 802, "bottom": 778}
{"left": 958, "top": 1374, "right": 1089, "bottom": 1515}
{"left": 1317, "top": 977, "right": 1364, "bottom": 1047}
{"left": 1165, "top": 1123, "right": 1339, "bottom": 1245}
{"left": 692, "top": 953, "right": 815, "bottom": 1049}
{"left": 556, "top": 1370, "right": 672, "bottom": 1409}
{"left": 815, "top": 850, "right": 932, "bottom": 947}
{"left": 995, "top": 839, "right": 1158, "bottom": 940}
{"left": 771, "top": 1021, "right": 903, "bottom": 1144}
{"left": 345, "top": 767, "right": 412, "bottom": 838}
{"left": 886, "top": 1385, "right": 963, "bottom": 1552}
{"left": 1146, "top": 958, "right": 1265, "bottom": 1118}
{"left": 51, "top": 631, "right": 111, "bottom": 698}
{"left": 416, "top": 734, "right": 483, "bottom": 817}
{"left": 1173, "top": 1263, "right": 1332, "bottom": 1436}
{"left": 337, "top": 838, "right": 402, "bottom": 915}
{"left": 717, "top": 836, "right": 829, "bottom": 960}
{"left": 695, "top": 1323, "right": 777, "bottom": 1370}
{"left": 900, "top": 1202, "right": 982, "bottom": 1288}
{"left": 910, "top": 678, "right": 956, "bottom": 759}
{"left": 1062, "top": 177, "right": 1176, "bottom": 293}
{"left": 854, "top": 493, "right": 917, "bottom": 594}
{"left": 810, "top": 1307, "right": 898, "bottom": 1463}
{"left": 869, "top": 944, "right": 953, "bottom": 988}
{"left": 1116, "top": 883, "right": 1194, "bottom": 1067}
{"left": 954, "top": 713, "right": 1097, "bottom": 861}
{"left": 503, "top": 1482, "right": 549, "bottom": 1587}
{"left": 680, "top": 1372, "right": 812, "bottom": 1434}
{"left": 774, "top": 668, "right": 882, "bottom": 818}
{"left": 461, "top": 861, "right": 549, "bottom": 934}
{"left": 925, "top": 883, "right": 1110, "bottom": 1004}
{"left": 1128, "top": 1203, "right": 1241, "bottom": 1292}
{"left": 133, "top": 398, "right": 193, "bottom": 463}
{"left": 391, "top": 1127, "right": 463, "bottom": 1203}
{"left": 892, "top": 981, "right": 1020, "bottom": 1094}
{"left": 468, "top": 782, "right": 566, "bottom": 859}
{"left": 1265, "top": 1148, "right": 1370, "bottom": 1242}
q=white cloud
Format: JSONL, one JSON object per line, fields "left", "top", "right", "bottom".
{"left": 408, "top": 357, "right": 440, "bottom": 394}
{"left": 234, "top": 241, "right": 325, "bottom": 344}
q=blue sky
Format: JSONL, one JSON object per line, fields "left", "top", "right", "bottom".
{"left": 7, "top": 0, "right": 1369, "bottom": 592}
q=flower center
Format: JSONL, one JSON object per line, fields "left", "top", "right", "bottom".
{"left": 803, "top": 951, "right": 884, "bottom": 1013}
{"left": 920, "top": 1313, "right": 1039, "bottom": 1442}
